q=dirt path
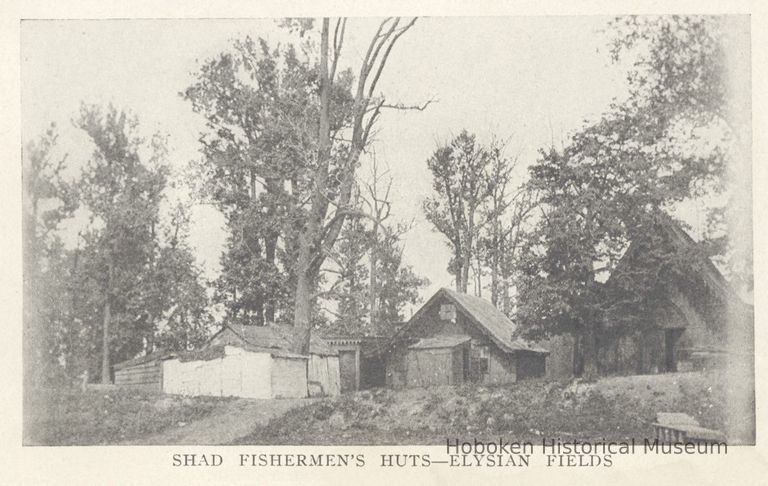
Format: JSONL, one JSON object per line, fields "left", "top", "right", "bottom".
{"left": 124, "top": 397, "right": 316, "bottom": 445}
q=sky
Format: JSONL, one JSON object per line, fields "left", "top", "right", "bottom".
{"left": 21, "top": 17, "right": 634, "bottom": 305}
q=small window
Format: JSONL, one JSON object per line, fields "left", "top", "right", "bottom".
{"left": 439, "top": 304, "right": 456, "bottom": 321}
{"left": 468, "top": 345, "right": 489, "bottom": 382}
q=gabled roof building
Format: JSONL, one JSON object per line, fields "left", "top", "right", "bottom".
{"left": 384, "top": 288, "right": 548, "bottom": 388}
{"left": 546, "top": 216, "right": 754, "bottom": 378}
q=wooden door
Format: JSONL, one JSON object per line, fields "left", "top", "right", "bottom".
{"left": 338, "top": 350, "right": 357, "bottom": 392}
{"left": 664, "top": 329, "right": 683, "bottom": 372}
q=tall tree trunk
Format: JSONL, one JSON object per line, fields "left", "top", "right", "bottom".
{"left": 146, "top": 222, "right": 156, "bottom": 350}
{"left": 291, "top": 18, "right": 331, "bottom": 354}
{"left": 580, "top": 211, "right": 599, "bottom": 380}
{"left": 369, "top": 235, "right": 378, "bottom": 329}
{"left": 101, "top": 296, "right": 111, "bottom": 384}
{"left": 292, "top": 261, "right": 314, "bottom": 353}
{"left": 290, "top": 17, "right": 415, "bottom": 350}
{"left": 101, "top": 243, "right": 114, "bottom": 384}
{"left": 146, "top": 313, "right": 155, "bottom": 353}
{"left": 581, "top": 324, "right": 599, "bottom": 381}
{"left": 264, "top": 177, "right": 279, "bottom": 323}
{"left": 490, "top": 264, "right": 498, "bottom": 305}
{"left": 254, "top": 301, "right": 265, "bottom": 326}
{"left": 475, "top": 250, "right": 483, "bottom": 297}
{"left": 490, "top": 222, "right": 500, "bottom": 306}
{"left": 501, "top": 278, "right": 510, "bottom": 314}
{"left": 459, "top": 249, "right": 471, "bottom": 294}
{"left": 265, "top": 234, "right": 277, "bottom": 323}
{"left": 68, "top": 241, "right": 81, "bottom": 373}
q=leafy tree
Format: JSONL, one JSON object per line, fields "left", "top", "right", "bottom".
{"left": 518, "top": 141, "right": 705, "bottom": 379}
{"left": 608, "top": 16, "right": 727, "bottom": 132}
{"left": 321, "top": 217, "right": 428, "bottom": 337}
{"left": 184, "top": 35, "right": 351, "bottom": 326}
{"left": 22, "top": 124, "right": 78, "bottom": 386}
{"left": 150, "top": 206, "right": 214, "bottom": 352}
{"left": 422, "top": 131, "right": 533, "bottom": 308}
{"left": 325, "top": 215, "right": 371, "bottom": 335}
{"left": 373, "top": 224, "right": 430, "bottom": 334}
{"left": 517, "top": 16, "right": 732, "bottom": 379}
{"left": 422, "top": 131, "right": 500, "bottom": 294}
{"left": 75, "top": 104, "right": 169, "bottom": 382}
{"left": 74, "top": 104, "right": 212, "bottom": 381}
{"left": 492, "top": 188, "right": 536, "bottom": 315}
{"left": 184, "top": 30, "right": 369, "bottom": 326}
{"left": 474, "top": 139, "right": 535, "bottom": 310}
{"left": 607, "top": 15, "right": 750, "bottom": 292}
{"left": 320, "top": 181, "right": 428, "bottom": 337}
{"left": 189, "top": 17, "right": 423, "bottom": 352}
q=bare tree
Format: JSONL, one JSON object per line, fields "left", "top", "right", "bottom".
{"left": 291, "top": 17, "right": 423, "bottom": 353}
{"left": 497, "top": 188, "right": 537, "bottom": 313}
{"left": 361, "top": 155, "right": 393, "bottom": 328}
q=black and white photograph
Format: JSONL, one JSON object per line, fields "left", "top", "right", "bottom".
{"left": 18, "top": 11, "right": 756, "bottom": 460}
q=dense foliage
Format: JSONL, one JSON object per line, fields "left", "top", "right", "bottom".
{"left": 423, "top": 131, "right": 531, "bottom": 307}
{"left": 23, "top": 106, "right": 213, "bottom": 384}
{"left": 185, "top": 20, "right": 425, "bottom": 343}
{"left": 516, "top": 16, "right": 735, "bottom": 378}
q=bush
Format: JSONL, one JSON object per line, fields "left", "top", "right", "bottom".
{"left": 232, "top": 372, "right": 729, "bottom": 445}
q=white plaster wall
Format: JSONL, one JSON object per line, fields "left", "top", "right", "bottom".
{"left": 239, "top": 350, "right": 272, "bottom": 399}
{"left": 220, "top": 348, "right": 243, "bottom": 397}
{"left": 162, "top": 347, "right": 274, "bottom": 399}
{"left": 270, "top": 357, "right": 308, "bottom": 398}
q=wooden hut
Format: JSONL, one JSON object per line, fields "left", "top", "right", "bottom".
{"left": 404, "top": 335, "right": 471, "bottom": 387}
{"left": 162, "top": 344, "right": 309, "bottom": 399}
{"left": 322, "top": 336, "right": 388, "bottom": 392}
{"left": 206, "top": 323, "right": 341, "bottom": 397}
{"left": 385, "top": 288, "right": 548, "bottom": 388}
{"left": 113, "top": 349, "right": 169, "bottom": 391}
{"left": 116, "top": 324, "right": 342, "bottom": 399}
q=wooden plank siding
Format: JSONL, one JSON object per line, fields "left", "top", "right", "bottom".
{"left": 405, "top": 348, "right": 458, "bottom": 387}
{"left": 307, "top": 355, "right": 341, "bottom": 396}
{"left": 114, "top": 360, "right": 162, "bottom": 391}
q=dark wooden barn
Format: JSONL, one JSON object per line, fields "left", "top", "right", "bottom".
{"left": 385, "top": 288, "right": 548, "bottom": 388}
{"left": 545, "top": 217, "right": 754, "bottom": 379}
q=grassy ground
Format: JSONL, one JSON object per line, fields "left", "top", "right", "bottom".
{"left": 23, "top": 387, "right": 232, "bottom": 446}
{"left": 124, "top": 396, "right": 316, "bottom": 445}
{"left": 232, "top": 371, "right": 730, "bottom": 445}
{"left": 24, "top": 371, "right": 736, "bottom": 446}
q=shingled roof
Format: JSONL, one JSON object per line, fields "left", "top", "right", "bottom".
{"left": 178, "top": 342, "right": 308, "bottom": 362}
{"left": 608, "top": 214, "right": 751, "bottom": 307}
{"left": 113, "top": 348, "right": 174, "bottom": 370}
{"left": 659, "top": 217, "right": 745, "bottom": 304}
{"left": 403, "top": 288, "right": 548, "bottom": 354}
{"left": 209, "top": 323, "right": 338, "bottom": 356}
